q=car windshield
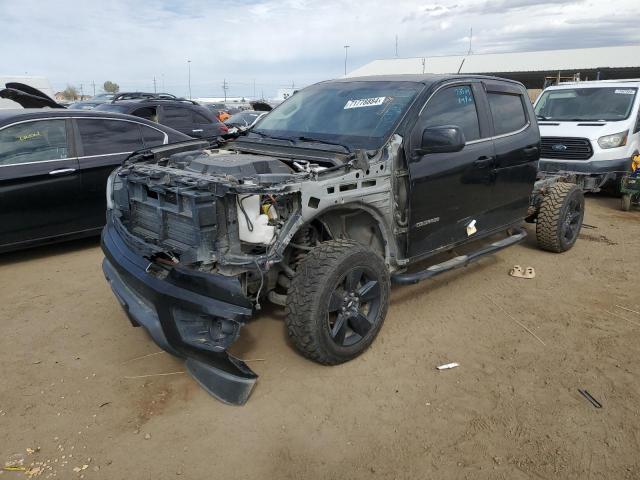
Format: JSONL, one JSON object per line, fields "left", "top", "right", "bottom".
{"left": 251, "top": 81, "right": 423, "bottom": 150}
{"left": 94, "top": 104, "right": 131, "bottom": 113}
{"left": 535, "top": 87, "right": 638, "bottom": 121}
{"left": 92, "top": 93, "right": 114, "bottom": 100}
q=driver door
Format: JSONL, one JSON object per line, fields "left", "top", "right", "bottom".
{"left": 407, "top": 82, "right": 496, "bottom": 257}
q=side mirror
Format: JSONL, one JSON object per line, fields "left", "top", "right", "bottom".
{"left": 417, "top": 125, "right": 466, "bottom": 154}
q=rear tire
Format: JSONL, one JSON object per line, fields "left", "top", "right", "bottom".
{"left": 285, "top": 240, "right": 390, "bottom": 365}
{"left": 621, "top": 194, "right": 632, "bottom": 212}
{"left": 536, "top": 182, "right": 584, "bottom": 253}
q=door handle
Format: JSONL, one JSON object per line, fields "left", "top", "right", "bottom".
{"left": 49, "top": 168, "right": 76, "bottom": 175}
{"left": 473, "top": 156, "right": 494, "bottom": 168}
{"left": 192, "top": 129, "right": 204, "bottom": 133}
{"left": 523, "top": 146, "right": 538, "bottom": 156}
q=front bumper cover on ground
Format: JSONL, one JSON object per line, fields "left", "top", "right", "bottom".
{"left": 101, "top": 218, "right": 257, "bottom": 405}
{"left": 538, "top": 157, "right": 629, "bottom": 175}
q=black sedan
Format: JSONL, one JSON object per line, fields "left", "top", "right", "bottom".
{"left": 0, "top": 109, "right": 190, "bottom": 253}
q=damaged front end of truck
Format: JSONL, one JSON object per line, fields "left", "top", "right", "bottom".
{"left": 101, "top": 135, "right": 401, "bottom": 404}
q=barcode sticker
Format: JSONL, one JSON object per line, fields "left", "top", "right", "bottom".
{"left": 344, "top": 97, "right": 386, "bottom": 109}
{"left": 615, "top": 89, "right": 635, "bottom": 94}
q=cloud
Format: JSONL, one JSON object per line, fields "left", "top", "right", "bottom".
{"left": 1, "top": 0, "right": 638, "bottom": 98}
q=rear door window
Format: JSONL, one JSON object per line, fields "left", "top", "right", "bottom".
{"left": 192, "top": 110, "right": 212, "bottom": 124}
{"left": 132, "top": 106, "right": 159, "bottom": 123}
{"left": 162, "top": 106, "right": 192, "bottom": 129}
{"left": 0, "top": 119, "right": 69, "bottom": 166}
{"left": 488, "top": 93, "right": 527, "bottom": 135}
{"left": 77, "top": 119, "right": 144, "bottom": 156}
{"left": 422, "top": 85, "right": 481, "bottom": 141}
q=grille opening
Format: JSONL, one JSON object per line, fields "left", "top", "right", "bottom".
{"left": 540, "top": 136, "right": 593, "bottom": 160}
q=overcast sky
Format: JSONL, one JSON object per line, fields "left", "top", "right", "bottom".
{"left": 2, "top": 0, "right": 639, "bottom": 98}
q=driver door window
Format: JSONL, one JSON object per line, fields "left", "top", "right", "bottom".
{"left": 421, "top": 85, "right": 481, "bottom": 142}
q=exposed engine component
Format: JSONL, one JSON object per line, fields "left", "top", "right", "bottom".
{"left": 236, "top": 194, "right": 277, "bottom": 244}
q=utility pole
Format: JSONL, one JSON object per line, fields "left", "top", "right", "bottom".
{"left": 92, "top": 81, "right": 96, "bottom": 96}
{"left": 187, "top": 60, "right": 192, "bottom": 99}
{"left": 467, "top": 28, "right": 473, "bottom": 55}
{"left": 395, "top": 34, "right": 398, "bottom": 57}
{"left": 80, "top": 84, "right": 84, "bottom": 100}
{"left": 153, "top": 76, "right": 157, "bottom": 93}
{"left": 222, "top": 78, "right": 228, "bottom": 102}
{"left": 253, "top": 79, "right": 256, "bottom": 99}
{"left": 343, "top": 45, "right": 350, "bottom": 76}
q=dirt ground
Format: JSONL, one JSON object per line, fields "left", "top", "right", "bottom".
{"left": 1, "top": 195, "right": 639, "bottom": 480}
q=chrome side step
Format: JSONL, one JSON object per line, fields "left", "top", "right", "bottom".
{"left": 391, "top": 228, "right": 527, "bottom": 285}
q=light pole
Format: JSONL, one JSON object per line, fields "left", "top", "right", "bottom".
{"left": 187, "top": 60, "right": 192, "bottom": 99}
{"left": 343, "top": 45, "right": 350, "bottom": 76}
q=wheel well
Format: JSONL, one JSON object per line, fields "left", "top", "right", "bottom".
{"left": 315, "top": 208, "right": 386, "bottom": 258}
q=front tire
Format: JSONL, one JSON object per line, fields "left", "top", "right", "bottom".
{"left": 536, "top": 182, "right": 584, "bottom": 253}
{"left": 285, "top": 240, "right": 390, "bottom": 365}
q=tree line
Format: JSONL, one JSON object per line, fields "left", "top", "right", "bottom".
{"left": 61, "top": 81, "right": 120, "bottom": 100}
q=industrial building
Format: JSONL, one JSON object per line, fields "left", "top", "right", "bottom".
{"left": 347, "top": 45, "right": 640, "bottom": 98}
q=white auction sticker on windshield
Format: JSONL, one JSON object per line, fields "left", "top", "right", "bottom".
{"left": 344, "top": 97, "right": 386, "bottom": 109}
{"left": 615, "top": 89, "right": 635, "bottom": 94}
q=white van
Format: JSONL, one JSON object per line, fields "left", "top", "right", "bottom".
{"left": 534, "top": 80, "right": 640, "bottom": 191}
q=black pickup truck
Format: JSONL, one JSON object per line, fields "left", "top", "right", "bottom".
{"left": 101, "top": 75, "right": 584, "bottom": 404}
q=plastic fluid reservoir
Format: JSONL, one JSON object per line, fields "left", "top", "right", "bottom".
{"left": 237, "top": 195, "right": 275, "bottom": 244}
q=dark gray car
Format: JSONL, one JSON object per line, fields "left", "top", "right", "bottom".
{"left": 96, "top": 94, "right": 228, "bottom": 138}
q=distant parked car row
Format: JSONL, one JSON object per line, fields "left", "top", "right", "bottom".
{"left": 68, "top": 92, "right": 115, "bottom": 110}
{"left": 1, "top": 86, "right": 230, "bottom": 140}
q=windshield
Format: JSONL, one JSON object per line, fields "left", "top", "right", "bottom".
{"left": 92, "top": 93, "right": 114, "bottom": 100}
{"left": 535, "top": 87, "right": 638, "bottom": 121}
{"left": 94, "top": 104, "right": 131, "bottom": 113}
{"left": 251, "top": 81, "right": 423, "bottom": 149}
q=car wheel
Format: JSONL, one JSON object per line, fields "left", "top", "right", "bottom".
{"left": 536, "top": 182, "right": 585, "bottom": 253}
{"left": 285, "top": 239, "right": 390, "bottom": 365}
{"left": 621, "top": 194, "right": 632, "bottom": 211}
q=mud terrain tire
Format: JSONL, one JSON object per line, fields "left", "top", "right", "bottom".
{"left": 285, "top": 239, "right": 390, "bottom": 365}
{"left": 536, "top": 182, "right": 584, "bottom": 253}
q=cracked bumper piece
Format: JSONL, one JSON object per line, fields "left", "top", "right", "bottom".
{"left": 101, "top": 220, "right": 257, "bottom": 405}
